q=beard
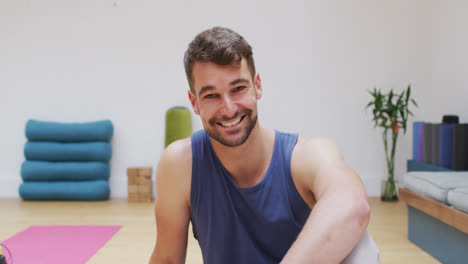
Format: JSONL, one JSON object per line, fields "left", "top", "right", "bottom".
{"left": 205, "top": 108, "right": 258, "bottom": 147}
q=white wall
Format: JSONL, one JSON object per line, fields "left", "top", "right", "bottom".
{"left": 0, "top": 0, "right": 466, "bottom": 198}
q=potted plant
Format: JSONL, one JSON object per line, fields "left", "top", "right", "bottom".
{"left": 366, "top": 85, "right": 418, "bottom": 201}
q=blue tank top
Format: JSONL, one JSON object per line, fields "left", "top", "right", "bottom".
{"left": 190, "top": 129, "right": 311, "bottom": 264}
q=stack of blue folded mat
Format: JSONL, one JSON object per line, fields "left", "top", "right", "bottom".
{"left": 19, "top": 119, "right": 114, "bottom": 201}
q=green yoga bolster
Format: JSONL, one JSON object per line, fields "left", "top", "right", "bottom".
{"left": 19, "top": 180, "right": 110, "bottom": 201}
{"left": 165, "top": 106, "right": 192, "bottom": 148}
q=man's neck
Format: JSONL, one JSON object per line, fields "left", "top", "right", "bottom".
{"left": 210, "top": 124, "right": 275, "bottom": 188}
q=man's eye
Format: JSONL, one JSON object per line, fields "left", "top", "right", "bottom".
{"left": 233, "top": 86, "right": 246, "bottom": 92}
{"left": 204, "top": 94, "right": 217, "bottom": 99}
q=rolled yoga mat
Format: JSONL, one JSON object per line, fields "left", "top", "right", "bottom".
{"left": 431, "top": 124, "right": 441, "bottom": 165}
{"left": 24, "top": 141, "right": 112, "bottom": 161}
{"left": 25, "top": 119, "right": 113, "bottom": 142}
{"left": 19, "top": 180, "right": 110, "bottom": 201}
{"left": 21, "top": 161, "right": 110, "bottom": 181}
{"left": 439, "top": 124, "right": 454, "bottom": 169}
{"left": 165, "top": 106, "right": 192, "bottom": 148}
{"left": 452, "top": 124, "right": 468, "bottom": 170}
{"left": 413, "top": 122, "right": 424, "bottom": 162}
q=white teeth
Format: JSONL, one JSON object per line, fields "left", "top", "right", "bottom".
{"left": 220, "top": 117, "right": 242, "bottom": 127}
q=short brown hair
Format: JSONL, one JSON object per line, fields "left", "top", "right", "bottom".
{"left": 184, "top": 27, "right": 256, "bottom": 92}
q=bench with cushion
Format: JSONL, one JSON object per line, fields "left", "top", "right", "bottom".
{"left": 399, "top": 160, "right": 468, "bottom": 264}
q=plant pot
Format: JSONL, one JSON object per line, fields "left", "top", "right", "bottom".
{"left": 381, "top": 179, "right": 398, "bottom": 201}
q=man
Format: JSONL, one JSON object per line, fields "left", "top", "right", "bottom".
{"left": 150, "top": 27, "right": 379, "bottom": 264}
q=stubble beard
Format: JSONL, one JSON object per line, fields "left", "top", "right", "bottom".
{"left": 205, "top": 109, "right": 258, "bottom": 147}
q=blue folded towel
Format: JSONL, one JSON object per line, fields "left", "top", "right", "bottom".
{"left": 21, "top": 161, "right": 110, "bottom": 181}
{"left": 24, "top": 141, "right": 112, "bottom": 161}
{"left": 19, "top": 180, "right": 110, "bottom": 201}
{"left": 25, "top": 119, "right": 114, "bottom": 142}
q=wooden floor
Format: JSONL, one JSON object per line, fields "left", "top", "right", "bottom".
{"left": 0, "top": 197, "right": 440, "bottom": 264}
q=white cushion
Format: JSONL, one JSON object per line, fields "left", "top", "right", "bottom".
{"left": 402, "top": 171, "right": 468, "bottom": 204}
{"left": 447, "top": 187, "right": 468, "bottom": 214}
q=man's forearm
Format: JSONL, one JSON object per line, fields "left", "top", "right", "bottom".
{"left": 149, "top": 242, "right": 186, "bottom": 264}
{"left": 281, "top": 192, "right": 370, "bottom": 264}
{"left": 149, "top": 251, "right": 181, "bottom": 264}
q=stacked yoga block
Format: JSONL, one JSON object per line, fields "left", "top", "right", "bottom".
{"left": 19, "top": 119, "right": 114, "bottom": 201}
{"left": 127, "top": 167, "right": 152, "bottom": 202}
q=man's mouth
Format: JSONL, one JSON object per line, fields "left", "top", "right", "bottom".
{"left": 209, "top": 109, "right": 252, "bottom": 128}
{"left": 217, "top": 115, "right": 245, "bottom": 127}
{"left": 218, "top": 116, "right": 244, "bottom": 127}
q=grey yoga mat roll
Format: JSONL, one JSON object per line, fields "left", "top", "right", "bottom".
{"left": 431, "top": 124, "right": 441, "bottom": 165}
{"left": 452, "top": 124, "right": 468, "bottom": 170}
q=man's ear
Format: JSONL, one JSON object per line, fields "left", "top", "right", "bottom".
{"left": 188, "top": 90, "right": 200, "bottom": 115}
{"left": 254, "top": 73, "right": 262, "bottom": 100}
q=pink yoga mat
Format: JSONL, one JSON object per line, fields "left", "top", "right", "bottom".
{"left": 1, "top": 225, "right": 121, "bottom": 264}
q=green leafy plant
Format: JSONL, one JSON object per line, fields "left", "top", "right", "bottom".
{"left": 366, "top": 85, "right": 418, "bottom": 201}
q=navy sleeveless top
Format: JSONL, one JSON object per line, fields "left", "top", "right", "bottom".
{"left": 190, "top": 129, "right": 311, "bottom": 264}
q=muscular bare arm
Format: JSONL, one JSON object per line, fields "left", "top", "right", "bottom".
{"left": 149, "top": 139, "right": 192, "bottom": 264}
{"left": 281, "top": 137, "right": 371, "bottom": 264}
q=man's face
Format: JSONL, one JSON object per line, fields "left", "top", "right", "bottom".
{"left": 188, "top": 58, "right": 262, "bottom": 147}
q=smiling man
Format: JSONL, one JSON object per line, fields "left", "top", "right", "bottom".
{"left": 149, "top": 27, "right": 379, "bottom": 264}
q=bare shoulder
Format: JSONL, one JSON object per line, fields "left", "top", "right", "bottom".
{"left": 160, "top": 137, "right": 192, "bottom": 168}
{"left": 292, "top": 135, "right": 344, "bottom": 172}
{"left": 156, "top": 137, "right": 192, "bottom": 204}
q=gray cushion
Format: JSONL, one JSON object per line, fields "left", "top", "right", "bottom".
{"left": 402, "top": 171, "right": 468, "bottom": 204}
{"left": 447, "top": 187, "right": 468, "bottom": 214}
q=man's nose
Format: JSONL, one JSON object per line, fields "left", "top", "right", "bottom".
{"left": 219, "top": 95, "right": 237, "bottom": 117}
